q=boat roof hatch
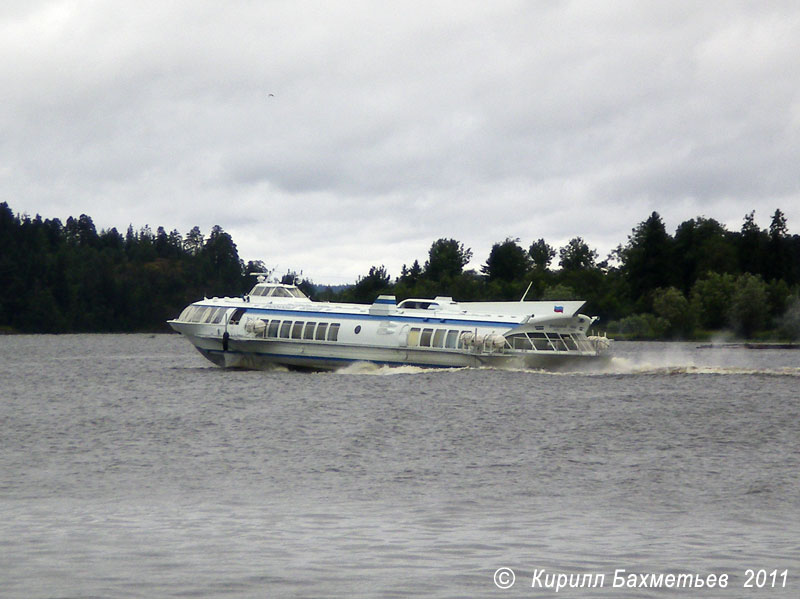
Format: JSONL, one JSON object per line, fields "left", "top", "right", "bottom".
{"left": 397, "top": 299, "right": 439, "bottom": 310}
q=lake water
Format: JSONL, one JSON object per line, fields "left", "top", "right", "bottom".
{"left": 1, "top": 335, "right": 798, "bottom": 598}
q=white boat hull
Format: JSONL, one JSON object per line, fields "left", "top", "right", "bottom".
{"left": 168, "top": 283, "right": 612, "bottom": 372}
{"left": 172, "top": 327, "right": 611, "bottom": 372}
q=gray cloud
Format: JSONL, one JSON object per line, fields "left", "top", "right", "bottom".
{"left": 2, "top": 1, "right": 799, "bottom": 283}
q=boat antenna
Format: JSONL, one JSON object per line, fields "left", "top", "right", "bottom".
{"left": 247, "top": 266, "right": 277, "bottom": 283}
{"left": 520, "top": 281, "right": 533, "bottom": 302}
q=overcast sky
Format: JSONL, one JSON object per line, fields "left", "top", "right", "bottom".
{"left": 3, "top": 1, "right": 799, "bottom": 284}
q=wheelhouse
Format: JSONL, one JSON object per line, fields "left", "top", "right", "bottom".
{"left": 248, "top": 283, "right": 308, "bottom": 299}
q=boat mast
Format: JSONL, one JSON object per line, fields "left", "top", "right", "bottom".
{"left": 520, "top": 281, "right": 533, "bottom": 302}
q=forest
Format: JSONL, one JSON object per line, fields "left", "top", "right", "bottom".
{"left": 1, "top": 201, "right": 799, "bottom": 339}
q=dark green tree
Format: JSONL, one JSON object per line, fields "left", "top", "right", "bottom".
{"left": 65, "top": 214, "right": 99, "bottom": 248}
{"left": 423, "top": 238, "right": 472, "bottom": 281}
{"left": 729, "top": 273, "right": 769, "bottom": 337}
{"left": 541, "top": 283, "right": 577, "bottom": 300}
{"left": 529, "top": 238, "right": 556, "bottom": 271}
{"left": 351, "top": 265, "right": 392, "bottom": 303}
{"left": 690, "top": 272, "right": 737, "bottom": 330}
{"left": 618, "top": 212, "right": 676, "bottom": 308}
{"left": 482, "top": 238, "right": 532, "bottom": 282}
{"left": 184, "top": 226, "right": 204, "bottom": 255}
{"left": 245, "top": 260, "right": 268, "bottom": 275}
{"left": 652, "top": 286, "right": 695, "bottom": 338}
{"left": 202, "top": 225, "right": 245, "bottom": 295}
{"left": 399, "top": 260, "right": 422, "bottom": 286}
{"left": 736, "top": 211, "right": 768, "bottom": 277}
{"left": 766, "top": 209, "right": 791, "bottom": 282}
{"left": 558, "top": 237, "right": 597, "bottom": 271}
{"left": 769, "top": 208, "right": 788, "bottom": 238}
{"left": 673, "top": 217, "right": 737, "bottom": 293}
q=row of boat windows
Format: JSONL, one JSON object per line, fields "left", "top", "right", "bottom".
{"left": 254, "top": 319, "right": 341, "bottom": 342}
{"left": 179, "top": 305, "right": 228, "bottom": 324}
{"left": 250, "top": 285, "right": 306, "bottom": 298}
{"left": 407, "top": 327, "right": 471, "bottom": 349}
{"left": 180, "top": 306, "right": 250, "bottom": 324}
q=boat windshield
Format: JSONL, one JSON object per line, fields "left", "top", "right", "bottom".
{"left": 249, "top": 284, "right": 307, "bottom": 299}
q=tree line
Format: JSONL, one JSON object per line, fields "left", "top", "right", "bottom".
{"left": 0, "top": 202, "right": 248, "bottom": 333}
{"left": 324, "top": 209, "right": 800, "bottom": 340}
{"left": 2, "top": 201, "right": 799, "bottom": 338}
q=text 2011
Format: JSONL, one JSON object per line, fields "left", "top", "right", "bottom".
{"left": 743, "top": 569, "right": 788, "bottom": 588}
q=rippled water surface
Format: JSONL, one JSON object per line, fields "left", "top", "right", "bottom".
{"left": 1, "top": 335, "right": 799, "bottom": 597}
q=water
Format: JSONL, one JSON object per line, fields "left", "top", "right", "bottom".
{"left": 1, "top": 335, "right": 798, "bottom": 598}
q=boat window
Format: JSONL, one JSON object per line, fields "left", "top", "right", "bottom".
{"left": 327, "top": 323, "right": 340, "bottom": 341}
{"left": 303, "top": 322, "right": 316, "bottom": 339}
{"left": 432, "top": 329, "right": 445, "bottom": 348}
{"left": 407, "top": 327, "right": 420, "bottom": 346}
{"left": 553, "top": 334, "right": 568, "bottom": 351}
{"left": 315, "top": 323, "right": 328, "bottom": 340}
{"left": 271, "top": 287, "right": 293, "bottom": 298}
{"left": 267, "top": 320, "right": 280, "bottom": 337}
{"left": 211, "top": 308, "right": 226, "bottom": 323}
{"left": 508, "top": 334, "right": 533, "bottom": 350}
{"left": 196, "top": 307, "right": 212, "bottom": 323}
{"left": 563, "top": 334, "right": 579, "bottom": 351}
{"left": 229, "top": 308, "right": 246, "bottom": 325}
{"left": 420, "top": 328, "right": 433, "bottom": 347}
{"left": 279, "top": 321, "right": 292, "bottom": 338}
{"left": 178, "top": 306, "right": 193, "bottom": 321}
{"left": 528, "top": 332, "right": 550, "bottom": 351}
{"left": 291, "top": 322, "right": 304, "bottom": 339}
{"left": 444, "top": 330, "right": 459, "bottom": 348}
{"left": 289, "top": 288, "right": 307, "bottom": 298}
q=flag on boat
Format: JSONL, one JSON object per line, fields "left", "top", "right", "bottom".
{"left": 554, "top": 305, "right": 564, "bottom": 313}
